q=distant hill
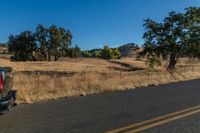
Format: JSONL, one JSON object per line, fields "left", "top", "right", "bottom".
{"left": 85, "top": 43, "right": 141, "bottom": 58}
{"left": 118, "top": 43, "right": 140, "bottom": 57}
{"left": 88, "top": 48, "right": 102, "bottom": 53}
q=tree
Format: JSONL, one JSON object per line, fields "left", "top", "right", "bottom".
{"left": 69, "top": 45, "right": 81, "bottom": 58}
{"left": 35, "top": 24, "right": 73, "bottom": 61}
{"left": 8, "top": 31, "right": 37, "bottom": 61}
{"left": 82, "top": 51, "right": 91, "bottom": 57}
{"left": 48, "top": 25, "right": 73, "bottom": 61}
{"left": 100, "top": 45, "right": 121, "bottom": 60}
{"left": 184, "top": 7, "right": 200, "bottom": 60}
{"left": 140, "top": 8, "right": 200, "bottom": 73}
{"left": 101, "top": 45, "right": 113, "bottom": 60}
{"left": 8, "top": 24, "right": 76, "bottom": 61}
{"left": 35, "top": 24, "right": 49, "bottom": 61}
{"left": 112, "top": 48, "right": 121, "bottom": 59}
{"left": 92, "top": 51, "right": 101, "bottom": 58}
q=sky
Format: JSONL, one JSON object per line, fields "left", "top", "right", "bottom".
{"left": 0, "top": 0, "right": 199, "bottom": 50}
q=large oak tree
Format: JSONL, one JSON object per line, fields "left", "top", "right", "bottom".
{"left": 140, "top": 7, "right": 200, "bottom": 72}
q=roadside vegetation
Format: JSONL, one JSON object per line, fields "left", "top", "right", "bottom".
{"left": 0, "top": 57, "right": 200, "bottom": 103}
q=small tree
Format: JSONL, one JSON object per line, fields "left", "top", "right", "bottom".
{"left": 101, "top": 45, "right": 113, "bottom": 60}
{"left": 8, "top": 31, "right": 37, "bottom": 61}
{"left": 69, "top": 45, "right": 81, "bottom": 58}
{"left": 82, "top": 51, "right": 91, "bottom": 57}
{"left": 100, "top": 45, "right": 121, "bottom": 60}
{"left": 91, "top": 51, "right": 101, "bottom": 58}
{"left": 112, "top": 48, "right": 121, "bottom": 59}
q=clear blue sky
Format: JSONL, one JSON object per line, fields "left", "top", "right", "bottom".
{"left": 0, "top": 0, "right": 199, "bottom": 50}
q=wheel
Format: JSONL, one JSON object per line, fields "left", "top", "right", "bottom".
{"left": 7, "top": 97, "right": 16, "bottom": 111}
{"left": 1, "top": 97, "right": 16, "bottom": 114}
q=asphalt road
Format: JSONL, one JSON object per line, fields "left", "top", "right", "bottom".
{"left": 1, "top": 79, "right": 200, "bottom": 133}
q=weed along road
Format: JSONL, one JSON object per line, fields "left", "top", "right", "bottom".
{"left": 2, "top": 79, "right": 200, "bottom": 133}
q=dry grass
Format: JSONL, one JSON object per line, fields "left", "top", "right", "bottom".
{"left": 0, "top": 57, "right": 200, "bottom": 104}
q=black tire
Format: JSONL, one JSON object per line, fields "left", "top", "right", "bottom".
{"left": 0, "top": 105, "right": 10, "bottom": 115}
{"left": 0, "top": 98, "right": 16, "bottom": 115}
{"left": 7, "top": 97, "right": 16, "bottom": 111}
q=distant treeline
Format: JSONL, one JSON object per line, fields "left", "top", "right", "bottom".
{"left": 82, "top": 43, "right": 140, "bottom": 59}
{"left": 7, "top": 24, "right": 125, "bottom": 61}
{"left": 82, "top": 45, "right": 121, "bottom": 60}
{"left": 8, "top": 24, "right": 81, "bottom": 61}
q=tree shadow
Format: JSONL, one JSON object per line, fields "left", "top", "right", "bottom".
{"left": 109, "top": 61, "right": 145, "bottom": 72}
{"left": 14, "top": 71, "right": 77, "bottom": 77}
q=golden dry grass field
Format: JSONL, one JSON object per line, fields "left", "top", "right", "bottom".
{"left": 0, "top": 57, "right": 199, "bottom": 103}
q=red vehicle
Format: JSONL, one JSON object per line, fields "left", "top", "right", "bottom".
{"left": 0, "top": 67, "right": 17, "bottom": 114}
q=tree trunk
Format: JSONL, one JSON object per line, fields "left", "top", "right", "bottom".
{"left": 48, "top": 55, "right": 51, "bottom": 61}
{"left": 54, "top": 56, "right": 59, "bottom": 61}
{"left": 167, "top": 52, "right": 178, "bottom": 73}
{"left": 46, "top": 49, "right": 51, "bottom": 61}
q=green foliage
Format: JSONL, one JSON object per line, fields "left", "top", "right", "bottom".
{"left": 93, "top": 51, "right": 101, "bottom": 58}
{"left": 82, "top": 49, "right": 102, "bottom": 58}
{"left": 184, "top": 7, "right": 200, "bottom": 60}
{"left": 35, "top": 24, "right": 49, "bottom": 61}
{"left": 81, "top": 46, "right": 121, "bottom": 60}
{"left": 69, "top": 45, "right": 81, "bottom": 58}
{"left": 35, "top": 24, "right": 73, "bottom": 61}
{"left": 101, "top": 45, "right": 121, "bottom": 60}
{"left": 145, "top": 55, "right": 162, "bottom": 70}
{"left": 100, "top": 45, "right": 113, "bottom": 60}
{"left": 8, "top": 24, "right": 77, "bottom": 61}
{"left": 140, "top": 7, "right": 200, "bottom": 71}
{"left": 112, "top": 48, "right": 121, "bottom": 59}
{"left": 8, "top": 31, "right": 37, "bottom": 61}
{"left": 82, "top": 51, "right": 91, "bottom": 57}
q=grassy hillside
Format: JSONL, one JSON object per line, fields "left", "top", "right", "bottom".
{"left": 0, "top": 58, "right": 199, "bottom": 103}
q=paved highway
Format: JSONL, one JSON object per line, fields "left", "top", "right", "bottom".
{"left": 1, "top": 79, "right": 200, "bottom": 133}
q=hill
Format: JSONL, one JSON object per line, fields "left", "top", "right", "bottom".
{"left": 0, "top": 57, "right": 198, "bottom": 103}
{"left": 85, "top": 43, "right": 141, "bottom": 58}
{"left": 118, "top": 43, "right": 140, "bottom": 57}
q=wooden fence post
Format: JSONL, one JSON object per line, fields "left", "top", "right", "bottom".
{"left": 54, "top": 69, "right": 57, "bottom": 90}
{"left": 120, "top": 70, "right": 122, "bottom": 84}
{"left": 147, "top": 67, "right": 150, "bottom": 84}
{"left": 37, "top": 71, "right": 40, "bottom": 99}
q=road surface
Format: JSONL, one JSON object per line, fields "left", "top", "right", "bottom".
{"left": 1, "top": 79, "right": 200, "bottom": 133}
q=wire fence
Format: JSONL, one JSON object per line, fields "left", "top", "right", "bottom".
{"left": 14, "top": 65, "right": 200, "bottom": 86}
{"left": 13, "top": 64, "right": 200, "bottom": 103}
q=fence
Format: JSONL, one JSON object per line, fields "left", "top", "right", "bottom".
{"left": 13, "top": 64, "right": 200, "bottom": 103}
